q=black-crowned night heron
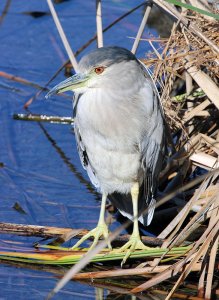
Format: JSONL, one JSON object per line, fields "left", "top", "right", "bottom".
{"left": 46, "top": 46, "right": 166, "bottom": 263}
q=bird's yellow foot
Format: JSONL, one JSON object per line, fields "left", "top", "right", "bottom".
{"left": 71, "top": 222, "right": 112, "bottom": 251}
{"left": 114, "top": 234, "right": 150, "bottom": 265}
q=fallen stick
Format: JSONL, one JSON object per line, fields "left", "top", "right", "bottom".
{"left": 0, "top": 71, "right": 48, "bottom": 91}
{"left": 72, "top": 263, "right": 202, "bottom": 279}
{"left": 0, "top": 71, "right": 71, "bottom": 100}
{"left": 13, "top": 113, "right": 74, "bottom": 124}
{"left": 0, "top": 222, "right": 163, "bottom": 246}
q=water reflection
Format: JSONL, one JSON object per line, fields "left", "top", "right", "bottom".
{"left": 0, "top": 0, "right": 162, "bottom": 299}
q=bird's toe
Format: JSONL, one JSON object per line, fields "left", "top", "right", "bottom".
{"left": 112, "top": 234, "right": 151, "bottom": 265}
{"left": 71, "top": 223, "right": 111, "bottom": 251}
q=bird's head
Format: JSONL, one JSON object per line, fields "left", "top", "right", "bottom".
{"left": 46, "top": 46, "right": 142, "bottom": 98}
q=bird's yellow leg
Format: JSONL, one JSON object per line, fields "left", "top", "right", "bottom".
{"left": 71, "top": 193, "right": 112, "bottom": 251}
{"left": 116, "top": 183, "right": 150, "bottom": 265}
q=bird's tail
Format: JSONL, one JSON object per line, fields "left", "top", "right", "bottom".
{"left": 108, "top": 191, "right": 156, "bottom": 226}
{"left": 142, "top": 197, "right": 156, "bottom": 226}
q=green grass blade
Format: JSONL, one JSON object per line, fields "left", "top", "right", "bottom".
{"left": 0, "top": 246, "right": 191, "bottom": 265}
{"left": 165, "top": 0, "right": 219, "bottom": 20}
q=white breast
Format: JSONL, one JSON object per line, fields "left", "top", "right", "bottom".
{"left": 75, "top": 84, "right": 154, "bottom": 194}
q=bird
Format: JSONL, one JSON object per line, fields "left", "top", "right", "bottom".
{"left": 46, "top": 46, "right": 166, "bottom": 264}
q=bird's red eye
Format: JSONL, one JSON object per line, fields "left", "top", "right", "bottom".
{"left": 94, "top": 66, "right": 105, "bottom": 74}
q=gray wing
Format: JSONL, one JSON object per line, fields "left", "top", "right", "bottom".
{"left": 73, "top": 94, "right": 100, "bottom": 189}
{"left": 140, "top": 128, "right": 165, "bottom": 225}
{"left": 139, "top": 84, "right": 166, "bottom": 226}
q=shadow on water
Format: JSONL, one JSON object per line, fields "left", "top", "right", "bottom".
{"left": 34, "top": 111, "right": 99, "bottom": 199}
{"left": 0, "top": 0, "right": 165, "bottom": 299}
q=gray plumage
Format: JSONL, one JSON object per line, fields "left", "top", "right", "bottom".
{"left": 46, "top": 46, "right": 166, "bottom": 258}
{"left": 72, "top": 46, "right": 166, "bottom": 226}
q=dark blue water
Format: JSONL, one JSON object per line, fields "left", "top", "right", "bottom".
{"left": 0, "top": 1, "right": 157, "bottom": 299}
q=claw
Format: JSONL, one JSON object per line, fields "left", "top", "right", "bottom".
{"left": 113, "top": 234, "right": 151, "bottom": 266}
{"left": 71, "top": 222, "right": 112, "bottom": 251}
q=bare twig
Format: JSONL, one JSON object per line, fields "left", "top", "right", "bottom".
{"left": 96, "top": 0, "right": 103, "bottom": 47}
{"left": 46, "top": 0, "right": 79, "bottom": 72}
{"left": 131, "top": 3, "right": 152, "bottom": 54}
{"left": 153, "top": 0, "right": 219, "bottom": 53}
{"left": 0, "top": 0, "right": 11, "bottom": 25}
{"left": 0, "top": 222, "right": 163, "bottom": 246}
{"left": 13, "top": 114, "right": 74, "bottom": 124}
{"left": 72, "top": 263, "right": 201, "bottom": 280}
{"left": 185, "top": 60, "right": 219, "bottom": 110}
{"left": 0, "top": 71, "right": 48, "bottom": 91}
